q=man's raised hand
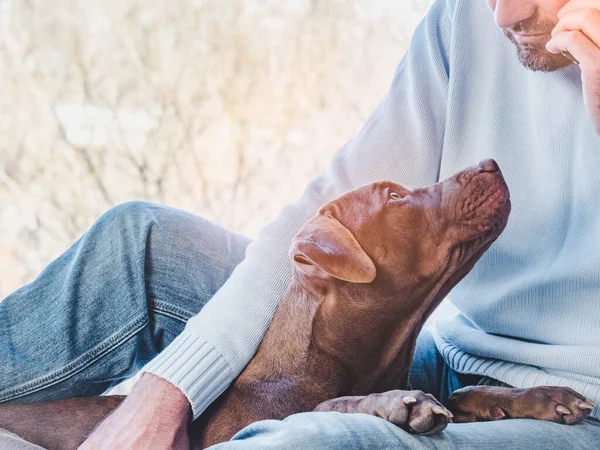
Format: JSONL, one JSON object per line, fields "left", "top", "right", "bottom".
{"left": 547, "top": 0, "right": 600, "bottom": 135}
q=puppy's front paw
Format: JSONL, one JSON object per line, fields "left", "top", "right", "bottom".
{"left": 314, "top": 390, "right": 453, "bottom": 434}
{"left": 513, "top": 386, "right": 595, "bottom": 425}
{"left": 448, "top": 385, "right": 595, "bottom": 425}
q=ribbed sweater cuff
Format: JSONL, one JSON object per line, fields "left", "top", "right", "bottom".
{"left": 140, "top": 332, "right": 234, "bottom": 420}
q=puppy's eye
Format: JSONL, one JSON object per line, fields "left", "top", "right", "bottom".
{"left": 390, "top": 192, "right": 402, "bottom": 200}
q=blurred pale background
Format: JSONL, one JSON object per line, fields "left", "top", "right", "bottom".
{"left": 0, "top": 0, "right": 434, "bottom": 299}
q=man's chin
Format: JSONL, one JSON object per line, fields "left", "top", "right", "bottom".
{"left": 515, "top": 45, "right": 572, "bottom": 72}
{"left": 502, "top": 30, "right": 571, "bottom": 72}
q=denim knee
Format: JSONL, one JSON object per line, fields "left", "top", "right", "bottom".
{"left": 213, "top": 412, "right": 407, "bottom": 449}
{"left": 96, "top": 201, "right": 158, "bottom": 232}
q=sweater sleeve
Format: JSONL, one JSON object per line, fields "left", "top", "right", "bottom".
{"left": 142, "top": 0, "right": 456, "bottom": 420}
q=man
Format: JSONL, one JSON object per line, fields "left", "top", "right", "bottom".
{"left": 2, "top": 0, "right": 600, "bottom": 448}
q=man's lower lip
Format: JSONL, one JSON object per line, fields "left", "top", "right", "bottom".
{"left": 513, "top": 32, "right": 550, "bottom": 43}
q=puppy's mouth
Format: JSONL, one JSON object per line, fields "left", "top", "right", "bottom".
{"left": 456, "top": 170, "right": 511, "bottom": 245}
{"left": 435, "top": 168, "right": 511, "bottom": 288}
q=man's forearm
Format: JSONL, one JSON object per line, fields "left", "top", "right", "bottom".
{"left": 129, "top": 373, "right": 192, "bottom": 423}
{"left": 79, "top": 373, "right": 191, "bottom": 449}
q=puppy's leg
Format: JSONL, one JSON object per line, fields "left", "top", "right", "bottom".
{"left": 314, "top": 390, "right": 453, "bottom": 435}
{"left": 448, "top": 385, "right": 595, "bottom": 425}
{"left": 0, "top": 395, "right": 124, "bottom": 450}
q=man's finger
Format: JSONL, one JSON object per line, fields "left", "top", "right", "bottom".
{"left": 558, "top": 0, "right": 600, "bottom": 19}
{"left": 552, "top": 8, "right": 600, "bottom": 48}
{"left": 547, "top": 30, "right": 600, "bottom": 71}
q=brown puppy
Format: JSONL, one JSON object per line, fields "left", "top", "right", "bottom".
{"left": 0, "top": 159, "right": 594, "bottom": 449}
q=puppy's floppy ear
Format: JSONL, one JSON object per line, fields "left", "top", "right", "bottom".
{"left": 290, "top": 213, "right": 376, "bottom": 283}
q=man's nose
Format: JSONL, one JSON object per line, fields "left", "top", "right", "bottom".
{"left": 492, "top": 0, "right": 537, "bottom": 29}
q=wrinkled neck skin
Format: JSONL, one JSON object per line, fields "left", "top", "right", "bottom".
{"left": 307, "top": 257, "right": 461, "bottom": 395}
{"left": 193, "top": 248, "right": 472, "bottom": 448}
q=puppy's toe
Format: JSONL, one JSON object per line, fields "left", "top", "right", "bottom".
{"left": 526, "top": 386, "right": 595, "bottom": 425}
{"left": 408, "top": 407, "right": 436, "bottom": 433}
{"left": 407, "top": 392, "right": 452, "bottom": 434}
{"left": 553, "top": 398, "right": 595, "bottom": 424}
{"left": 388, "top": 402, "right": 411, "bottom": 426}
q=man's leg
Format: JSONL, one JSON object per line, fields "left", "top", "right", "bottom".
{"left": 209, "top": 411, "right": 600, "bottom": 449}
{"left": 0, "top": 201, "right": 251, "bottom": 404}
{"left": 207, "top": 328, "right": 600, "bottom": 449}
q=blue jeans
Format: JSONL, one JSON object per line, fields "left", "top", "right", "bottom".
{"left": 2, "top": 202, "right": 599, "bottom": 448}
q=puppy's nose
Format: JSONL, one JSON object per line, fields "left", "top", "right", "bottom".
{"left": 478, "top": 159, "right": 499, "bottom": 173}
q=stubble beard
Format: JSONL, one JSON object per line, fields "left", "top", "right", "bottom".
{"left": 502, "top": 14, "right": 573, "bottom": 72}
